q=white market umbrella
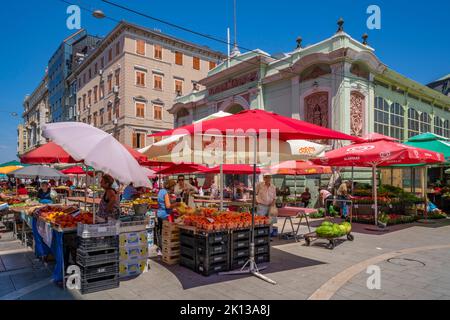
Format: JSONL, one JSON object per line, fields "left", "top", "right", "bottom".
{"left": 9, "top": 165, "right": 68, "bottom": 180}
{"left": 42, "top": 122, "right": 151, "bottom": 188}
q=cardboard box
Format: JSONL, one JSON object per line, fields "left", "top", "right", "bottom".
{"left": 119, "top": 259, "right": 147, "bottom": 278}
{"left": 119, "top": 244, "right": 148, "bottom": 261}
{"left": 119, "top": 231, "right": 147, "bottom": 247}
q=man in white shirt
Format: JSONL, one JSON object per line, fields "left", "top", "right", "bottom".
{"left": 256, "top": 174, "right": 277, "bottom": 216}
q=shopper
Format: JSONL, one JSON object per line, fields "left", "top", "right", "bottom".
{"left": 156, "top": 179, "right": 177, "bottom": 253}
{"left": 319, "top": 187, "right": 333, "bottom": 215}
{"left": 97, "top": 174, "right": 121, "bottom": 221}
{"left": 337, "top": 180, "right": 352, "bottom": 218}
{"left": 256, "top": 174, "right": 277, "bottom": 217}
{"left": 301, "top": 187, "right": 312, "bottom": 208}
{"left": 122, "top": 182, "right": 138, "bottom": 201}
{"left": 37, "top": 182, "right": 53, "bottom": 204}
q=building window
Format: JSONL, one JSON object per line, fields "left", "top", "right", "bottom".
{"left": 93, "top": 112, "right": 98, "bottom": 127}
{"left": 154, "top": 45, "right": 163, "bottom": 60}
{"left": 83, "top": 73, "right": 86, "bottom": 85}
{"left": 108, "top": 48, "right": 113, "bottom": 62}
{"left": 88, "top": 68, "right": 92, "bottom": 80}
{"left": 445, "top": 120, "right": 450, "bottom": 138}
{"left": 435, "top": 117, "right": 444, "bottom": 136}
{"left": 99, "top": 82, "right": 105, "bottom": 99}
{"left": 94, "top": 63, "right": 98, "bottom": 75}
{"left": 420, "top": 112, "right": 431, "bottom": 134}
{"left": 114, "top": 100, "right": 120, "bottom": 118}
{"left": 390, "top": 103, "right": 405, "bottom": 141}
{"left": 115, "top": 41, "right": 120, "bottom": 55}
{"left": 209, "top": 61, "right": 217, "bottom": 70}
{"left": 175, "top": 79, "right": 183, "bottom": 95}
{"left": 115, "top": 69, "right": 120, "bottom": 87}
{"left": 408, "top": 108, "right": 419, "bottom": 138}
{"left": 175, "top": 51, "right": 183, "bottom": 65}
{"left": 136, "top": 71, "right": 146, "bottom": 87}
{"left": 100, "top": 109, "right": 104, "bottom": 126}
{"left": 154, "top": 75, "right": 163, "bottom": 90}
{"left": 78, "top": 98, "right": 81, "bottom": 111}
{"left": 87, "top": 90, "right": 92, "bottom": 106}
{"left": 136, "top": 39, "right": 146, "bottom": 55}
{"left": 132, "top": 132, "right": 146, "bottom": 149}
{"left": 94, "top": 86, "right": 98, "bottom": 103}
{"left": 107, "top": 74, "right": 113, "bottom": 93}
{"left": 78, "top": 78, "right": 81, "bottom": 88}
{"left": 107, "top": 105, "right": 112, "bottom": 122}
{"left": 135, "top": 102, "right": 145, "bottom": 118}
{"left": 154, "top": 105, "right": 163, "bottom": 120}
{"left": 82, "top": 94, "right": 86, "bottom": 110}
{"left": 101, "top": 57, "right": 104, "bottom": 69}
{"left": 193, "top": 57, "right": 200, "bottom": 70}
{"left": 374, "top": 97, "right": 390, "bottom": 137}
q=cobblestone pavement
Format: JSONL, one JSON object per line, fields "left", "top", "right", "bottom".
{"left": 1, "top": 218, "right": 450, "bottom": 300}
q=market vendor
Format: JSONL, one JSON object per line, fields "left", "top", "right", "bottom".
{"left": 17, "top": 184, "right": 29, "bottom": 196}
{"left": 301, "top": 187, "right": 312, "bottom": 208}
{"left": 122, "top": 182, "right": 138, "bottom": 201}
{"left": 256, "top": 174, "right": 277, "bottom": 217}
{"left": 37, "top": 182, "right": 53, "bottom": 204}
{"left": 97, "top": 174, "right": 121, "bottom": 221}
{"left": 175, "top": 175, "right": 198, "bottom": 206}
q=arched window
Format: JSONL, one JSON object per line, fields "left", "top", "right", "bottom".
{"left": 434, "top": 117, "right": 444, "bottom": 136}
{"left": 408, "top": 108, "right": 419, "bottom": 138}
{"left": 419, "top": 112, "right": 431, "bottom": 133}
{"left": 390, "top": 103, "right": 404, "bottom": 141}
{"left": 444, "top": 120, "right": 450, "bottom": 138}
{"left": 374, "top": 97, "right": 389, "bottom": 136}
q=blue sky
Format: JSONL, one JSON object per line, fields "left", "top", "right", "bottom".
{"left": 0, "top": 0, "right": 449, "bottom": 163}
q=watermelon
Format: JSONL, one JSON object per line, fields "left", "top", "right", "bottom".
{"left": 316, "top": 226, "right": 334, "bottom": 237}
{"left": 332, "top": 224, "right": 342, "bottom": 237}
{"left": 341, "top": 222, "right": 352, "bottom": 234}
{"left": 321, "top": 221, "right": 333, "bottom": 228}
{"left": 338, "top": 224, "right": 347, "bottom": 236}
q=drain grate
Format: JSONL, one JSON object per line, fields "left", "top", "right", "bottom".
{"left": 387, "top": 258, "right": 426, "bottom": 267}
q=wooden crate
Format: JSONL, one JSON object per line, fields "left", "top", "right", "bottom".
{"left": 162, "top": 221, "right": 180, "bottom": 231}
{"left": 162, "top": 255, "right": 180, "bottom": 265}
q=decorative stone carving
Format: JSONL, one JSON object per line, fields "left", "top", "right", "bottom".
{"left": 350, "top": 91, "right": 365, "bottom": 137}
{"left": 301, "top": 66, "right": 331, "bottom": 82}
{"left": 304, "top": 92, "right": 328, "bottom": 128}
{"left": 350, "top": 63, "right": 370, "bottom": 80}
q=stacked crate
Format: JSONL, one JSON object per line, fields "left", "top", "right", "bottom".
{"left": 253, "top": 225, "right": 271, "bottom": 264}
{"left": 179, "top": 227, "right": 229, "bottom": 276}
{"left": 229, "top": 225, "right": 270, "bottom": 270}
{"left": 162, "top": 221, "right": 180, "bottom": 265}
{"left": 119, "top": 217, "right": 149, "bottom": 279}
{"left": 76, "top": 222, "right": 120, "bottom": 295}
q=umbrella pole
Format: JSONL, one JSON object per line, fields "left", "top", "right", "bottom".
{"left": 294, "top": 175, "right": 297, "bottom": 205}
{"left": 219, "top": 134, "right": 276, "bottom": 285}
{"left": 373, "top": 165, "right": 378, "bottom": 226}
{"left": 423, "top": 166, "right": 428, "bottom": 222}
{"left": 351, "top": 167, "right": 354, "bottom": 196}
{"left": 220, "top": 164, "right": 224, "bottom": 211}
{"left": 92, "top": 170, "right": 96, "bottom": 221}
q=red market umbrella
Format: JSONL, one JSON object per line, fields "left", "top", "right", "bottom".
{"left": 61, "top": 166, "right": 95, "bottom": 176}
{"left": 268, "top": 160, "right": 332, "bottom": 175}
{"left": 20, "top": 142, "right": 77, "bottom": 164}
{"left": 150, "top": 109, "right": 362, "bottom": 142}
{"left": 204, "top": 164, "right": 262, "bottom": 175}
{"left": 312, "top": 134, "right": 444, "bottom": 225}
{"left": 156, "top": 163, "right": 209, "bottom": 175}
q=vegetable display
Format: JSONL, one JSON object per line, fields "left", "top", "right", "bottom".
{"left": 316, "top": 221, "right": 352, "bottom": 238}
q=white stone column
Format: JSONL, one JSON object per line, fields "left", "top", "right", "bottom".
{"left": 291, "top": 76, "right": 300, "bottom": 119}
{"left": 367, "top": 74, "right": 375, "bottom": 134}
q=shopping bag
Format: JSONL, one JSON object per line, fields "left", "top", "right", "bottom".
{"left": 269, "top": 204, "right": 278, "bottom": 217}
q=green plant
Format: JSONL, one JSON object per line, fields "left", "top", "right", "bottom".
{"left": 378, "top": 213, "right": 390, "bottom": 224}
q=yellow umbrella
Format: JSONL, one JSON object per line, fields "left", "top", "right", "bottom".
{"left": 0, "top": 166, "right": 23, "bottom": 174}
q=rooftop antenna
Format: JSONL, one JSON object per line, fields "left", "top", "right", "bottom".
{"left": 230, "top": 0, "right": 241, "bottom": 57}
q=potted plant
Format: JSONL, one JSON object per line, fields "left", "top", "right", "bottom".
{"left": 378, "top": 213, "right": 390, "bottom": 228}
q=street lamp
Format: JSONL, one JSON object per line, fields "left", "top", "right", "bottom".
{"left": 92, "top": 10, "right": 106, "bottom": 19}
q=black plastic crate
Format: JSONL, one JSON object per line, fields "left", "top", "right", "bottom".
{"left": 232, "top": 239, "right": 250, "bottom": 250}
{"left": 77, "top": 248, "right": 119, "bottom": 267}
{"left": 78, "top": 236, "right": 118, "bottom": 251}
{"left": 231, "top": 258, "right": 248, "bottom": 270}
{"left": 196, "top": 242, "right": 228, "bottom": 256}
{"left": 231, "top": 229, "right": 250, "bottom": 241}
{"left": 254, "top": 237, "right": 269, "bottom": 246}
{"left": 81, "top": 262, "right": 119, "bottom": 280}
{"left": 180, "top": 232, "right": 196, "bottom": 248}
{"left": 196, "top": 252, "right": 228, "bottom": 265}
{"left": 80, "top": 274, "right": 119, "bottom": 295}
{"left": 196, "top": 261, "right": 229, "bottom": 276}
{"left": 180, "top": 245, "right": 195, "bottom": 260}
{"left": 255, "top": 244, "right": 270, "bottom": 255}
{"left": 255, "top": 254, "right": 270, "bottom": 264}
{"left": 196, "top": 231, "right": 228, "bottom": 245}
{"left": 180, "top": 255, "right": 195, "bottom": 271}
{"left": 231, "top": 248, "right": 250, "bottom": 261}
{"left": 254, "top": 226, "right": 270, "bottom": 237}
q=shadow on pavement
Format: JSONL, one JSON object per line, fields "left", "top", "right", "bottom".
{"left": 151, "top": 248, "right": 325, "bottom": 290}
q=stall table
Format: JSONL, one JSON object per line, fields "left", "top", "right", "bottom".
{"left": 277, "top": 206, "right": 315, "bottom": 241}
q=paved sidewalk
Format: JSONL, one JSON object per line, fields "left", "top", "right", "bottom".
{"left": 1, "top": 218, "right": 450, "bottom": 300}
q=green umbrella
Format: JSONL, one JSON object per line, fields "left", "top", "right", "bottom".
{"left": 0, "top": 160, "right": 28, "bottom": 168}
{"left": 404, "top": 133, "right": 450, "bottom": 162}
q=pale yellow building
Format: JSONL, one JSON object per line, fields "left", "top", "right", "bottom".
{"left": 68, "top": 21, "right": 225, "bottom": 149}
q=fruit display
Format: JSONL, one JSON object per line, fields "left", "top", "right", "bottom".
{"left": 35, "top": 205, "right": 93, "bottom": 230}
{"left": 315, "top": 221, "right": 352, "bottom": 238}
{"left": 132, "top": 198, "right": 158, "bottom": 207}
{"left": 182, "top": 211, "right": 270, "bottom": 231}
{"left": 174, "top": 202, "right": 196, "bottom": 215}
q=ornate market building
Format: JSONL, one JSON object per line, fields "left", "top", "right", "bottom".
{"left": 169, "top": 20, "right": 450, "bottom": 191}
